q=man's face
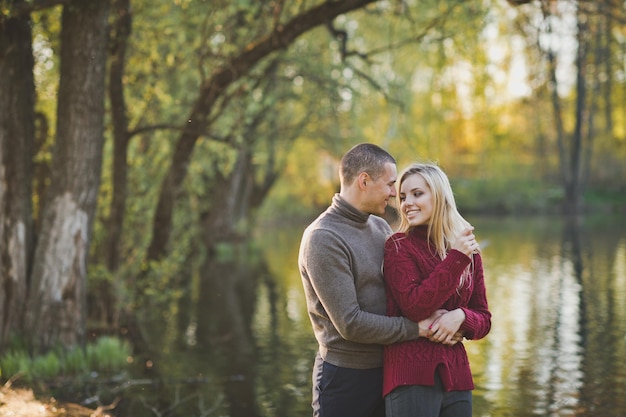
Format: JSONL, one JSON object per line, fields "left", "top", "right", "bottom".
{"left": 362, "top": 162, "right": 397, "bottom": 216}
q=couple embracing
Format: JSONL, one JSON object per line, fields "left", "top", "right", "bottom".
{"left": 298, "top": 143, "right": 491, "bottom": 417}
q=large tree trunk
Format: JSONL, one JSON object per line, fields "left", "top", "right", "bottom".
{"left": 0, "top": 2, "right": 35, "bottom": 347}
{"left": 24, "top": 0, "right": 110, "bottom": 351}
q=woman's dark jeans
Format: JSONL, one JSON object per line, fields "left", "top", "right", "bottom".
{"left": 385, "top": 372, "right": 472, "bottom": 417}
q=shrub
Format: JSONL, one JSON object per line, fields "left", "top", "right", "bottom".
{"left": 85, "top": 336, "right": 131, "bottom": 373}
{"left": 0, "top": 336, "right": 131, "bottom": 383}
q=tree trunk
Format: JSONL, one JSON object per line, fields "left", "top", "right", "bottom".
{"left": 566, "top": 1, "right": 589, "bottom": 215}
{"left": 24, "top": 0, "right": 110, "bottom": 351}
{"left": 0, "top": 3, "right": 35, "bottom": 347}
{"left": 87, "top": 0, "right": 132, "bottom": 328}
{"left": 541, "top": 0, "right": 591, "bottom": 215}
{"left": 584, "top": 4, "right": 604, "bottom": 192}
{"left": 601, "top": 1, "right": 613, "bottom": 133}
{"left": 545, "top": 45, "right": 569, "bottom": 199}
{"left": 105, "top": 0, "right": 132, "bottom": 274}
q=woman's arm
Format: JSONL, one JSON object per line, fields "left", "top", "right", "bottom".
{"left": 423, "top": 254, "right": 491, "bottom": 343}
{"left": 459, "top": 254, "right": 491, "bottom": 340}
{"left": 383, "top": 236, "right": 471, "bottom": 322}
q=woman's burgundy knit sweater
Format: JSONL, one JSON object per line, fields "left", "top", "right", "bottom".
{"left": 382, "top": 226, "right": 491, "bottom": 397}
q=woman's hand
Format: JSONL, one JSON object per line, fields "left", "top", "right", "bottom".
{"left": 452, "top": 226, "right": 479, "bottom": 257}
{"left": 417, "top": 309, "right": 447, "bottom": 338}
{"left": 427, "top": 308, "right": 466, "bottom": 345}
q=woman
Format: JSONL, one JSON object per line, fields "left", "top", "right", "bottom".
{"left": 383, "top": 163, "right": 491, "bottom": 417}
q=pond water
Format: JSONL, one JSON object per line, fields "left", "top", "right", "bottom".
{"left": 108, "top": 213, "right": 626, "bottom": 417}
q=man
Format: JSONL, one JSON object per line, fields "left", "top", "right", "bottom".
{"left": 298, "top": 143, "right": 427, "bottom": 417}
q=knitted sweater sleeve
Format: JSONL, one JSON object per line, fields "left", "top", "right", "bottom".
{"left": 459, "top": 253, "right": 491, "bottom": 340}
{"left": 383, "top": 235, "right": 471, "bottom": 322}
{"left": 301, "top": 229, "right": 420, "bottom": 345}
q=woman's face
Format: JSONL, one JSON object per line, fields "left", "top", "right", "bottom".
{"left": 399, "top": 173, "right": 433, "bottom": 227}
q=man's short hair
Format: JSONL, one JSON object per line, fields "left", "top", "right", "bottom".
{"left": 339, "top": 143, "right": 396, "bottom": 186}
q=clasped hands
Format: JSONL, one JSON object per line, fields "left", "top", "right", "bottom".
{"left": 418, "top": 308, "right": 466, "bottom": 346}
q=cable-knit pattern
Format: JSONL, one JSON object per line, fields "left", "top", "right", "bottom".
{"left": 382, "top": 226, "right": 491, "bottom": 396}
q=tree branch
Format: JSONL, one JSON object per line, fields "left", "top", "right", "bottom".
{"left": 4, "top": 0, "right": 75, "bottom": 18}
{"left": 147, "top": 0, "right": 378, "bottom": 261}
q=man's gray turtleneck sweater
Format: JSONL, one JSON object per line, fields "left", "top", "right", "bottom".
{"left": 298, "top": 194, "right": 420, "bottom": 369}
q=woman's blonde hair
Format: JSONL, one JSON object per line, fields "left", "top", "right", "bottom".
{"left": 396, "top": 163, "right": 475, "bottom": 287}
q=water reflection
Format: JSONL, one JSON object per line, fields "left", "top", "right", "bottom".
{"left": 196, "top": 241, "right": 261, "bottom": 417}
{"left": 114, "top": 214, "right": 625, "bottom": 417}
{"left": 469, "top": 214, "right": 626, "bottom": 416}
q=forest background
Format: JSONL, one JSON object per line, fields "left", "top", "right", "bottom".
{"left": 0, "top": 0, "right": 625, "bottom": 396}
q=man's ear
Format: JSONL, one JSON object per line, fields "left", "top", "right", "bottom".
{"left": 357, "top": 172, "right": 369, "bottom": 190}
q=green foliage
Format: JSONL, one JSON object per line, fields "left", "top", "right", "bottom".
{"left": 584, "top": 187, "right": 626, "bottom": 211}
{"left": 142, "top": 257, "right": 187, "bottom": 304}
{"left": 85, "top": 337, "right": 131, "bottom": 372}
{"left": 0, "top": 337, "right": 131, "bottom": 384}
{"left": 452, "top": 177, "right": 563, "bottom": 215}
{"left": 0, "top": 350, "right": 31, "bottom": 382}
{"left": 63, "top": 347, "right": 88, "bottom": 375}
{"left": 259, "top": 139, "right": 340, "bottom": 220}
{"left": 29, "top": 352, "right": 61, "bottom": 380}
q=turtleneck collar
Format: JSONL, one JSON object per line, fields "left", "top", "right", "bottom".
{"left": 332, "top": 194, "right": 370, "bottom": 223}
{"left": 409, "top": 225, "right": 430, "bottom": 239}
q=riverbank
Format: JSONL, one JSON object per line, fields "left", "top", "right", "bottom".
{"left": 0, "top": 383, "right": 113, "bottom": 417}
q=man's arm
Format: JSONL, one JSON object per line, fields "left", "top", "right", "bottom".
{"left": 301, "top": 229, "right": 421, "bottom": 344}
